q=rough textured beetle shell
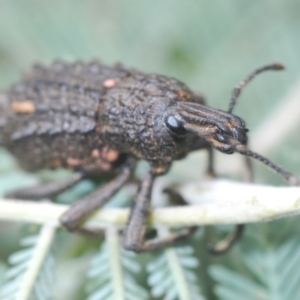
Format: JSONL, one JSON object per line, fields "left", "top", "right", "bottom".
{"left": 0, "top": 60, "right": 206, "bottom": 174}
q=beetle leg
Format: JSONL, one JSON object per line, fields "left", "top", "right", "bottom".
{"left": 5, "top": 173, "right": 84, "bottom": 200}
{"left": 206, "top": 146, "right": 215, "bottom": 177}
{"left": 60, "top": 158, "right": 135, "bottom": 237}
{"left": 207, "top": 152, "right": 254, "bottom": 255}
{"left": 123, "top": 170, "right": 197, "bottom": 252}
{"left": 207, "top": 224, "right": 244, "bottom": 255}
{"left": 163, "top": 187, "right": 187, "bottom": 206}
{"left": 244, "top": 155, "right": 254, "bottom": 183}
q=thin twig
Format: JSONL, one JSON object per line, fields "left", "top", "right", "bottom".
{"left": 16, "top": 223, "right": 57, "bottom": 300}
{"left": 159, "top": 227, "right": 192, "bottom": 300}
{"left": 0, "top": 179, "right": 299, "bottom": 228}
{"left": 106, "top": 227, "right": 125, "bottom": 300}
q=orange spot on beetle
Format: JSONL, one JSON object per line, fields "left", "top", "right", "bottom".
{"left": 178, "top": 91, "right": 188, "bottom": 99}
{"left": 67, "top": 157, "right": 84, "bottom": 167}
{"left": 103, "top": 79, "right": 117, "bottom": 88}
{"left": 11, "top": 101, "right": 36, "bottom": 114}
{"left": 96, "top": 160, "right": 112, "bottom": 171}
{"left": 102, "top": 146, "right": 119, "bottom": 162}
{"left": 91, "top": 149, "right": 100, "bottom": 158}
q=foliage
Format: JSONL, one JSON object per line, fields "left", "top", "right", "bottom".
{"left": 0, "top": 228, "right": 56, "bottom": 300}
{"left": 86, "top": 229, "right": 149, "bottom": 300}
{"left": 147, "top": 244, "right": 204, "bottom": 300}
{"left": 210, "top": 221, "right": 300, "bottom": 300}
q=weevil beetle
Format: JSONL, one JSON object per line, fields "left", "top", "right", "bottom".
{"left": 0, "top": 61, "right": 297, "bottom": 253}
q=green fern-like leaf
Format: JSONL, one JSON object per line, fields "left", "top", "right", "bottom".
{"left": 210, "top": 238, "right": 300, "bottom": 300}
{"left": 0, "top": 225, "right": 56, "bottom": 300}
{"left": 147, "top": 244, "right": 205, "bottom": 300}
{"left": 86, "top": 228, "right": 148, "bottom": 300}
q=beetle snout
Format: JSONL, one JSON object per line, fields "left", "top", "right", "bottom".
{"left": 232, "top": 127, "right": 248, "bottom": 145}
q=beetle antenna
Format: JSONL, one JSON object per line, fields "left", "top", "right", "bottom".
{"left": 228, "top": 63, "right": 284, "bottom": 113}
{"left": 235, "top": 147, "right": 298, "bottom": 185}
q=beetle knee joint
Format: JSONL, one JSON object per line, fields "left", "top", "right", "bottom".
{"left": 122, "top": 240, "right": 142, "bottom": 253}
{"left": 59, "top": 214, "right": 78, "bottom": 232}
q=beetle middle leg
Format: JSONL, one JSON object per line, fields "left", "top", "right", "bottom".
{"left": 123, "top": 169, "right": 197, "bottom": 252}
{"left": 60, "top": 158, "right": 135, "bottom": 237}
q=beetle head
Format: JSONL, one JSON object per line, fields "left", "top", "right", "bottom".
{"left": 165, "top": 102, "right": 249, "bottom": 154}
{"left": 163, "top": 63, "right": 297, "bottom": 185}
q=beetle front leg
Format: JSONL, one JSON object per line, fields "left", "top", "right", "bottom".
{"left": 206, "top": 146, "right": 215, "bottom": 177}
{"left": 60, "top": 158, "right": 135, "bottom": 237}
{"left": 123, "top": 169, "right": 197, "bottom": 252}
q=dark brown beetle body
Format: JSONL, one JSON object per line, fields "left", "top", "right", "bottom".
{"left": 0, "top": 61, "right": 297, "bottom": 253}
{"left": 0, "top": 61, "right": 209, "bottom": 174}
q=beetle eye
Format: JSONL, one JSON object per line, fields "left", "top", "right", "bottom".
{"left": 215, "top": 133, "right": 227, "bottom": 143}
{"left": 165, "top": 115, "right": 186, "bottom": 135}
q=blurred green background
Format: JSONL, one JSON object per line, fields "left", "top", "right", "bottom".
{"left": 0, "top": 1, "right": 300, "bottom": 299}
